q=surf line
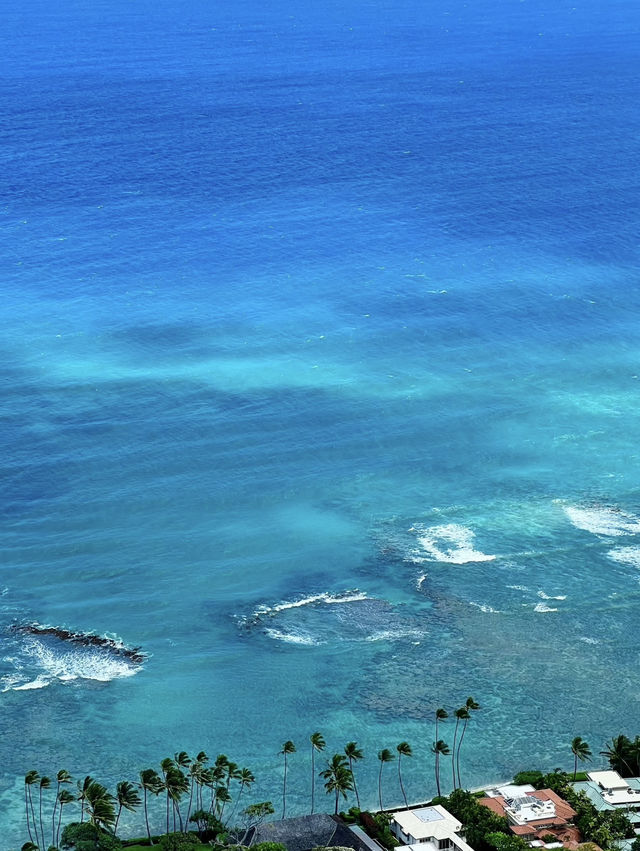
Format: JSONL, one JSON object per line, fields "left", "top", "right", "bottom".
{"left": 10, "top": 623, "right": 146, "bottom": 664}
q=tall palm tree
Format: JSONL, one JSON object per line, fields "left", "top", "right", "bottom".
{"left": 38, "top": 775, "right": 51, "bottom": 850}
{"left": 51, "top": 769, "right": 71, "bottom": 848}
{"left": 396, "top": 743, "right": 412, "bottom": 807}
{"left": 456, "top": 697, "right": 479, "bottom": 790}
{"left": 435, "top": 708, "right": 448, "bottom": 748}
{"left": 321, "top": 755, "right": 353, "bottom": 814}
{"left": 194, "top": 752, "right": 209, "bottom": 812}
{"left": 165, "top": 767, "right": 189, "bottom": 832}
{"left": 76, "top": 776, "right": 94, "bottom": 824}
{"left": 571, "top": 737, "right": 592, "bottom": 780}
{"left": 174, "top": 752, "right": 192, "bottom": 829}
{"left": 228, "top": 767, "right": 255, "bottom": 826}
{"left": 601, "top": 735, "right": 634, "bottom": 777}
{"left": 114, "top": 780, "right": 142, "bottom": 835}
{"left": 56, "top": 789, "right": 75, "bottom": 847}
{"left": 310, "top": 732, "right": 326, "bottom": 814}
{"left": 185, "top": 761, "right": 204, "bottom": 830}
{"left": 431, "top": 740, "right": 450, "bottom": 797}
{"left": 451, "top": 708, "right": 469, "bottom": 790}
{"left": 280, "top": 740, "right": 296, "bottom": 819}
{"left": 207, "top": 764, "right": 226, "bottom": 816}
{"left": 139, "top": 768, "right": 163, "bottom": 845}
{"left": 215, "top": 785, "right": 232, "bottom": 820}
{"left": 24, "top": 771, "right": 40, "bottom": 848}
{"left": 377, "top": 749, "right": 395, "bottom": 812}
{"left": 160, "top": 757, "right": 176, "bottom": 833}
{"left": 344, "top": 742, "right": 364, "bottom": 810}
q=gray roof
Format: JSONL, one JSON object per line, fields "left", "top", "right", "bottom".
{"left": 251, "top": 813, "right": 373, "bottom": 851}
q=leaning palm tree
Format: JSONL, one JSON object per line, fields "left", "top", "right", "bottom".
{"left": 396, "top": 743, "right": 412, "bottom": 806}
{"left": 76, "top": 776, "right": 94, "bottom": 824}
{"left": 455, "top": 697, "right": 479, "bottom": 790}
{"left": 280, "top": 740, "right": 296, "bottom": 819}
{"left": 165, "top": 767, "right": 189, "bottom": 832}
{"left": 185, "top": 761, "right": 204, "bottom": 830}
{"left": 215, "top": 785, "right": 232, "bottom": 821}
{"left": 310, "top": 732, "right": 326, "bottom": 814}
{"left": 24, "top": 771, "right": 40, "bottom": 848}
{"left": 51, "top": 769, "right": 71, "bottom": 848}
{"left": 377, "top": 749, "right": 395, "bottom": 811}
{"left": 56, "top": 789, "right": 75, "bottom": 847}
{"left": 344, "top": 742, "right": 364, "bottom": 809}
{"left": 139, "top": 768, "right": 163, "bottom": 845}
{"left": 601, "top": 735, "right": 634, "bottom": 777}
{"left": 85, "top": 781, "right": 116, "bottom": 830}
{"left": 38, "top": 775, "right": 51, "bottom": 851}
{"left": 228, "top": 767, "right": 255, "bottom": 826}
{"left": 571, "top": 737, "right": 592, "bottom": 780}
{"left": 451, "top": 707, "right": 469, "bottom": 790}
{"left": 160, "top": 756, "right": 176, "bottom": 833}
{"left": 114, "top": 780, "right": 142, "bottom": 835}
{"left": 435, "top": 708, "right": 448, "bottom": 746}
{"left": 431, "top": 740, "right": 450, "bottom": 797}
{"left": 321, "top": 755, "right": 354, "bottom": 815}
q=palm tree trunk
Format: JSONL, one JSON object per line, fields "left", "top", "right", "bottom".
{"left": 166, "top": 791, "right": 170, "bottom": 834}
{"left": 378, "top": 763, "right": 383, "bottom": 811}
{"left": 398, "top": 755, "right": 408, "bottom": 807}
{"left": 28, "top": 788, "right": 39, "bottom": 850}
{"left": 335, "top": 789, "right": 339, "bottom": 815}
{"left": 574, "top": 753, "right": 578, "bottom": 780}
{"left": 456, "top": 719, "right": 469, "bottom": 791}
{"left": 451, "top": 719, "right": 460, "bottom": 790}
{"left": 57, "top": 802, "right": 64, "bottom": 847}
{"left": 39, "top": 787, "right": 45, "bottom": 851}
{"left": 435, "top": 751, "right": 441, "bottom": 797}
{"left": 51, "top": 783, "right": 59, "bottom": 849}
{"left": 25, "top": 784, "right": 34, "bottom": 846}
{"left": 282, "top": 754, "right": 288, "bottom": 819}
{"left": 311, "top": 747, "right": 315, "bottom": 814}
{"left": 349, "top": 759, "right": 361, "bottom": 809}
{"left": 143, "top": 789, "right": 153, "bottom": 846}
{"left": 228, "top": 783, "right": 245, "bottom": 826}
{"left": 186, "top": 781, "right": 195, "bottom": 830}
{"left": 114, "top": 803, "right": 123, "bottom": 836}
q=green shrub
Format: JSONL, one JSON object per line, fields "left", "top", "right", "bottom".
{"left": 513, "top": 771, "right": 544, "bottom": 786}
{"left": 158, "top": 833, "right": 204, "bottom": 851}
{"left": 60, "top": 822, "right": 123, "bottom": 851}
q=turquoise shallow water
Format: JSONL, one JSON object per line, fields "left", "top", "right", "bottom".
{"left": 2, "top": 0, "right": 640, "bottom": 845}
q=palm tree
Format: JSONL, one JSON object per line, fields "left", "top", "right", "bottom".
{"left": 601, "top": 735, "right": 634, "bottom": 777}
{"left": 51, "top": 769, "right": 71, "bottom": 848}
{"left": 435, "top": 708, "right": 448, "bottom": 749}
{"left": 114, "top": 780, "right": 142, "bottom": 835}
{"left": 321, "top": 755, "right": 353, "bottom": 814}
{"left": 431, "top": 740, "right": 450, "bottom": 797}
{"left": 377, "top": 749, "right": 395, "bottom": 811}
{"left": 85, "top": 780, "right": 116, "bottom": 830}
{"left": 56, "top": 789, "right": 75, "bottom": 847}
{"left": 160, "top": 756, "right": 176, "bottom": 833}
{"left": 451, "top": 707, "right": 469, "bottom": 790}
{"left": 215, "top": 785, "right": 232, "bottom": 820}
{"left": 228, "top": 767, "right": 255, "bottom": 826}
{"left": 456, "top": 697, "right": 479, "bottom": 790}
{"left": 396, "top": 743, "right": 412, "bottom": 807}
{"left": 24, "top": 771, "right": 39, "bottom": 848}
{"left": 165, "top": 767, "right": 189, "bottom": 832}
{"left": 38, "top": 776, "right": 51, "bottom": 850}
{"left": 344, "top": 742, "right": 364, "bottom": 810}
{"left": 139, "top": 768, "right": 163, "bottom": 845}
{"left": 194, "top": 752, "right": 209, "bottom": 812}
{"left": 571, "top": 737, "right": 592, "bottom": 780}
{"left": 310, "top": 732, "right": 326, "bottom": 814}
{"left": 76, "top": 776, "right": 94, "bottom": 824}
{"left": 185, "top": 760, "right": 204, "bottom": 830}
{"left": 280, "top": 740, "right": 296, "bottom": 819}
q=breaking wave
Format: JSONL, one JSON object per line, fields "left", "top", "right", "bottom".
{"left": 537, "top": 591, "right": 567, "bottom": 601}
{"left": 562, "top": 504, "right": 640, "bottom": 537}
{"left": 409, "top": 523, "right": 496, "bottom": 564}
{"left": 534, "top": 602, "right": 558, "bottom": 613}
{"left": 607, "top": 546, "right": 640, "bottom": 569}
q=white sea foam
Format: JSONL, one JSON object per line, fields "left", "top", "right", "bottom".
{"left": 254, "top": 590, "right": 368, "bottom": 616}
{"left": 607, "top": 546, "right": 640, "bottom": 569}
{"left": 365, "top": 628, "right": 426, "bottom": 642}
{"left": 537, "top": 591, "right": 567, "bottom": 601}
{"left": 507, "top": 585, "right": 530, "bottom": 591}
{"left": 416, "top": 573, "right": 427, "bottom": 589}
{"left": 579, "top": 636, "right": 600, "bottom": 645}
{"left": 263, "top": 629, "right": 321, "bottom": 646}
{"left": 534, "top": 603, "right": 558, "bottom": 613}
{"left": 563, "top": 505, "right": 640, "bottom": 537}
{"left": 469, "top": 602, "right": 500, "bottom": 613}
{"left": 411, "top": 523, "right": 496, "bottom": 564}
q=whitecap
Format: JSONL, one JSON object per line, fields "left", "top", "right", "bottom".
{"left": 12, "top": 676, "right": 50, "bottom": 691}
{"left": 579, "top": 636, "right": 600, "bottom": 645}
{"left": 537, "top": 591, "right": 567, "bottom": 601}
{"left": 507, "top": 585, "right": 530, "bottom": 591}
{"left": 263, "top": 629, "right": 321, "bottom": 646}
{"left": 607, "top": 546, "right": 640, "bottom": 569}
{"left": 534, "top": 603, "right": 558, "bottom": 613}
{"left": 563, "top": 505, "right": 640, "bottom": 537}
{"left": 416, "top": 573, "right": 427, "bottom": 589}
{"left": 365, "top": 628, "right": 426, "bottom": 642}
{"left": 254, "top": 590, "right": 368, "bottom": 616}
{"left": 411, "top": 523, "right": 496, "bottom": 564}
{"left": 469, "top": 602, "right": 500, "bottom": 613}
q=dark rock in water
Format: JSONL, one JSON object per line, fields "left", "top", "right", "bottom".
{"left": 10, "top": 623, "right": 146, "bottom": 664}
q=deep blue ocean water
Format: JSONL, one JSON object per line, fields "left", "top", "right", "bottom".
{"left": 2, "top": 0, "right": 640, "bottom": 844}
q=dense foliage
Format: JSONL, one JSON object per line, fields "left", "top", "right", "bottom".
{"left": 61, "top": 821, "right": 123, "bottom": 850}
{"left": 431, "top": 789, "right": 510, "bottom": 851}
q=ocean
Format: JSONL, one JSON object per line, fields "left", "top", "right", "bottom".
{"left": 2, "top": 0, "right": 640, "bottom": 844}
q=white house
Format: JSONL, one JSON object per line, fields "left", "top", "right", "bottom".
{"left": 390, "top": 805, "right": 476, "bottom": 851}
{"left": 587, "top": 771, "right": 640, "bottom": 807}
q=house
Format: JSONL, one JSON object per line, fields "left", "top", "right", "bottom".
{"left": 585, "top": 771, "right": 640, "bottom": 808}
{"left": 479, "top": 787, "right": 579, "bottom": 848}
{"left": 390, "top": 804, "right": 476, "bottom": 851}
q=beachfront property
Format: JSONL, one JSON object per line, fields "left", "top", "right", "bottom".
{"left": 390, "top": 804, "right": 476, "bottom": 851}
{"left": 573, "top": 771, "right": 640, "bottom": 834}
{"left": 479, "top": 784, "right": 580, "bottom": 848}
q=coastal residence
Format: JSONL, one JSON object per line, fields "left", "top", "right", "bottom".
{"left": 479, "top": 784, "right": 580, "bottom": 848}
{"left": 572, "top": 771, "right": 640, "bottom": 831}
{"left": 390, "top": 804, "right": 476, "bottom": 851}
